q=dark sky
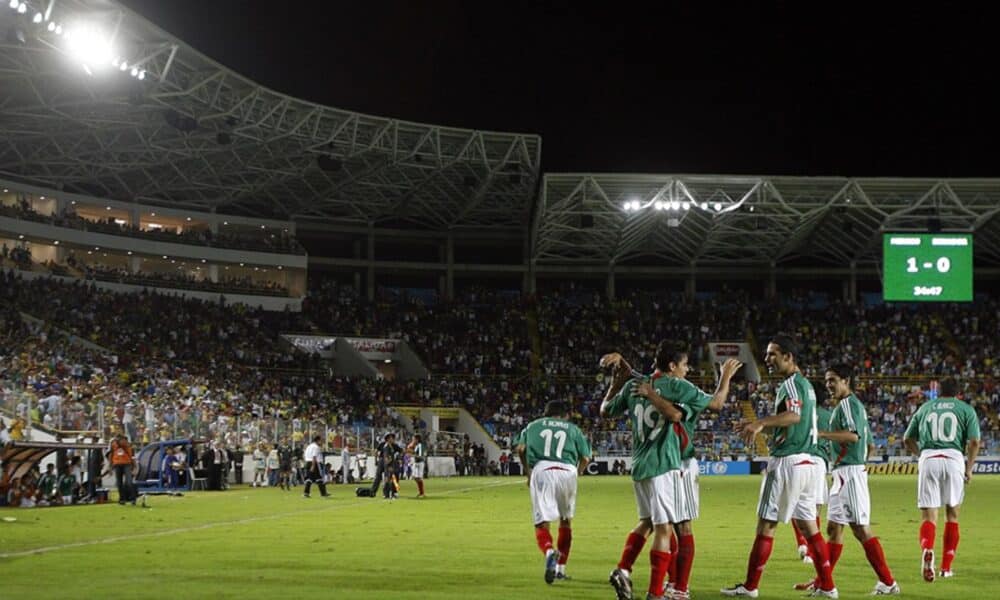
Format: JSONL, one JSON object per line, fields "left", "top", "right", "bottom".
{"left": 121, "top": 1, "right": 999, "bottom": 177}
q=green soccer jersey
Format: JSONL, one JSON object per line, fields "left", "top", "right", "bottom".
{"left": 813, "top": 405, "right": 834, "bottom": 465}
{"left": 655, "top": 375, "right": 712, "bottom": 460}
{"left": 770, "top": 372, "right": 819, "bottom": 457}
{"left": 828, "top": 393, "right": 870, "bottom": 467}
{"left": 58, "top": 473, "right": 76, "bottom": 496}
{"left": 38, "top": 473, "right": 58, "bottom": 497}
{"left": 904, "top": 396, "right": 981, "bottom": 452}
{"left": 604, "top": 375, "right": 684, "bottom": 481}
{"left": 518, "top": 417, "right": 592, "bottom": 468}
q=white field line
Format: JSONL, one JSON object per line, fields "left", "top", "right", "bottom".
{"left": 0, "top": 478, "right": 522, "bottom": 559}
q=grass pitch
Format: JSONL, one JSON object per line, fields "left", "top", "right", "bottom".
{"left": 1, "top": 475, "right": 997, "bottom": 599}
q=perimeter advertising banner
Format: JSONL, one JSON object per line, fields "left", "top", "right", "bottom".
{"left": 346, "top": 338, "right": 399, "bottom": 361}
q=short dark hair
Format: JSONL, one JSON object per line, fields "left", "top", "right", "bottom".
{"left": 544, "top": 400, "right": 568, "bottom": 418}
{"left": 312, "top": 435, "right": 321, "bottom": 442}
{"left": 655, "top": 340, "right": 688, "bottom": 371}
{"left": 939, "top": 377, "right": 959, "bottom": 397}
{"left": 769, "top": 333, "right": 799, "bottom": 361}
{"left": 413, "top": 434, "right": 422, "bottom": 442}
{"left": 827, "top": 363, "right": 853, "bottom": 386}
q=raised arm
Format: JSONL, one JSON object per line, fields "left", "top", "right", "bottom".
{"left": 708, "top": 358, "right": 743, "bottom": 411}
{"left": 636, "top": 382, "right": 684, "bottom": 423}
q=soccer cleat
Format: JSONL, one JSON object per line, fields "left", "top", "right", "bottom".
{"left": 544, "top": 549, "right": 560, "bottom": 584}
{"left": 720, "top": 583, "right": 759, "bottom": 597}
{"left": 794, "top": 579, "right": 818, "bottom": 591}
{"left": 807, "top": 588, "right": 839, "bottom": 598}
{"left": 302, "top": 493, "right": 310, "bottom": 498}
{"left": 871, "top": 581, "right": 901, "bottom": 595}
{"left": 922, "top": 549, "right": 935, "bottom": 582}
{"left": 798, "top": 544, "right": 814, "bottom": 564}
{"left": 939, "top": 570, "right": 954, "bottom": 578}
{"left": 609, "top": 568, "right": 633, "bottom": 600}
{"left": 554, "top": 572, "right": 570, "bottom": 581}
{"left": 667, "top": 589, "right": 690, "bottom": 600}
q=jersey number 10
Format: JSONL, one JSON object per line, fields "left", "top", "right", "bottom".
{"left": 926, "top": 412, "right": 958, "bottom": 443}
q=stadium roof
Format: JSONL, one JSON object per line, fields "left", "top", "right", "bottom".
{"left": 535, "top": 174, "right": 1000, "bottom": 267}
{"left": 0, "top": 0, "right": 541, "bottom": 231}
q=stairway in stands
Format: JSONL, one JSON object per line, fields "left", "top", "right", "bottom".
{"left": 525, "top": 303, "right": 542, "bottom": 379}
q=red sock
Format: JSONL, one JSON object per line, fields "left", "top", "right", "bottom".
{"left": 416, "top": 479, "right": 424, "bottom": 495}
{"left": 863, "top": 537, "right": 895, "bottom": 585}
{"left": 942, "top": 522, "right": 959, "bottom": 571}
{"left": 667, "top": 532, "right": 679, "bottom": 582}
{"left": 792, "top": 521, "right": 808, "bottom": 547}
{"left": 806, "top": 532, "right": 835, "bottom": 591}
{"left": 744, "top": 534, "right": 774, "bottom": 591}
{"left": 829, "top": 542, "right": 844, "bottom": 571}
{"left": 618, "top": 532, "right": 647, "bottom": 571}
{"left": 649, "top": 550, "right": 671, "bottom": 596}
{"left": 534, "top": 527, "right": 553, "bottom": 555}
{"left": 674, "top": 534, "right": 695, "bottom": 592}
{"left": 557, "top": 527, "right": 572, "bottom": 565}
{"left": 919, "top": 521, "right": 936, "bottom": 551}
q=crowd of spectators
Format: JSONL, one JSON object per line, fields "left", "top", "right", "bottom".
{"left": 2, "top": 271, "right": 998, "bottom": 487}
{"left": 0, "top": 200, "right": 305, "bottom": 254}
{"left": 79, "top": 263, "right": 290, "bottom": 297}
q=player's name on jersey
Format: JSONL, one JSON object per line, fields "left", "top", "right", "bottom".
{"left": 540, "top": 419, "right": 571, "bottom": 429}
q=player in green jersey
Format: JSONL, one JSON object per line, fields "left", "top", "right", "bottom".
{"left": 797, "top": 364, "right": 900, "bottom": 595}
{"left": 602, "top": 345, "right": 742, "bottom": 600}
{"left": 515, "top": 400, "right": 592, "bottom": 584}
{"left": 793, "top": 393, "right": 834, "bottom": 567}
{"left": 723, "top": 333, "right": 838, "bottom": 598}
{"left": 904, "top": 377, "right": 981, "bottom": 582}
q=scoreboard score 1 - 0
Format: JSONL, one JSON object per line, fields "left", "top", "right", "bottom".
{"left": 883, "top": 233, "right": 973, "bottom": 302}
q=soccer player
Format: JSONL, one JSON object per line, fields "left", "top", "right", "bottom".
{"left": 793, "top": 386, "right": 833, "bottom": 567}
{"left": 406, "top": 434, "right": 427, "bottom": 498}
{"left": 603, "top": 345, "right": 742, "bottom": 600}
{"left": 601, "top": 342, "right": 688, "bottom": 600}
{"left": 515, "top": 400, "right": 592, "bottom": 584}
{"left": 722, "top": 333, "right": 838, "bottom": 598}
{"left": 797, "top": 364, "right": 899, "bottom": 594}
{"left": 903, "top": 376, "right": 980, "bottom": 582}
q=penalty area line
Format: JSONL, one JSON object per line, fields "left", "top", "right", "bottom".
{"left": 0, "top": 478, "right": 521, "bottom": 559}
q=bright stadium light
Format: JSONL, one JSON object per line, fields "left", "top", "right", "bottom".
{"left": 700, "top": 202, "right": 708, "bottom": 210}
{"left": 681, "top": 202, "right": 690, "bottom": 210}
{"left": 9, "top": 1, "right": 19, "bottom": 10}
{"left": 119, "top": 61, "right": 128, "bottom": 71}
{"left": 669, "top": 200, "right": 680, "bottom": 210}
{"left": 55, "top": 25, "right": 62, "bottom": 35}
{"left": 654, "top": 201, "right": 665, "bottom": 210}
{"left": 64, "top": 24, "right": 116, "bottom": 72}
{"left": 17, "top": 2, "right": 25, "bottom": 13}
{"left": 713, "top": 202, "right": 722, "bottom": 211}
{"left": 32, "top": 12, "right": 41, "bottom": 23}
{"left": 138, "top": 70, "right": 146, "bottom": 80}
{"left": 47, "top": 21, "right": 55, "bottom": 32}
{"left": 130, "top": 67, "right": 138, "bottom": 77}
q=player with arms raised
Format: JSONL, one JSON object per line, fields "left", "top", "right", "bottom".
{"left": 516, "top": 400, "right": 592, "bottom": 584}
{"left": 603, "top": 344, "right": 742, "bottom": 600}
{"left": 904, "top": 376, "right": 980, "bottom": 582}
{"left": 722, "top": 333, "right": 838, "bottom": 598}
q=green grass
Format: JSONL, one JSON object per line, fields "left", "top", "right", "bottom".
{"left": 1, "top": 475, "right": 997, "bottom": 599}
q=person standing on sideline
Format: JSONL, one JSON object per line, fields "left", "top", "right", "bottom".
{"left": 904, "top": 376, "right": 980, "bottom": 582}
{"left": 516, "top": 400, "right": 592, "bottom": 584}
{"left": 407, "top": 434, "right": 428, "bottom": 498}
{"left": 303, "top": 435, "right": 330, "bottom": 498}
{"left": 109, "top": 433, "right": 136, "bottom": 505}
{"left": 341, "top": 443, "right": 352, "bottom": 485}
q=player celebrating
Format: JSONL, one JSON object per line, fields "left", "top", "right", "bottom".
{"left": 903, "top": 376, "right": 981, "bottom": 582}
{"left": 793, "top": 385, "right": 833, "bottom": 568}
{"left": 603, "top": 345, "right": 742, "bottom": 600}
{"left": 515, "top": 400, "right": 592, "bottom": 584}
{"left": 722, "top": 333, "right": 838, "bottom": 598}
{"left": 601, "top": 341, "right": 688, "bottom": 600}
{"left": 406, "top": 434, "right": 427, "bottom": 498}
{"left": 797, "top": 364, "right": 900, "bottom": 594}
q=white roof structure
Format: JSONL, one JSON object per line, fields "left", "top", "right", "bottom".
{"left": 535, "top": 174, "right": 1000, "bottom": 267}
{"left": 0, "top": 0, "right": 541, "bottom": 231}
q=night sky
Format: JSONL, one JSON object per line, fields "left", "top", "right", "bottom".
{"left": 121, "top": 1, "right": 998, "bottom": 177}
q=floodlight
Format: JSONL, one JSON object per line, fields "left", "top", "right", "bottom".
{"left": 138, "top": 70, "right": 146, "bottom": 80}
{"left": 654, "top": 201, "right": 665, "bottom": 210}
{"left": 130, "top": 67, "right": 138, "bottom": 77}
{"left": 700, "top": 203, "right": 708, "bottom": 210}
{"left": 670, "top": 200, "right": 680, "bottom": 210}
{"left": 9, "top": 1, "right": 19, "bottom": 10}
{"left": 32, "top": 12, "right": 41, "bottom": 23}
{"left": 55, "top": 25, "right": 62, "bottom": 34}
{"left": 119, "top": 61, "right": 127, "bottom": 71}
{"left": 47, "top": 21, "right": 55, "bottom": 32}
{"left": 713, "top": 202, "right": 722, "bottom": 211}
{"left": 65, "top": 24, "right": 114, "bottom": 69}
{"left": 17, "top": 2, "right": 25, "bottom": 13}
{"left": 681, "top": 202, "right": 690, "bottom": 210}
